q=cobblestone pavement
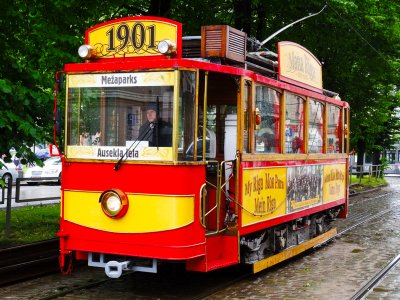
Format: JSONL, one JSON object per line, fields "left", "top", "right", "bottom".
{"left": 207, "top": 176, "right": 400, "bottom": 300}
{"left": 1, "top": 177, "right": 399, "bottom": 299}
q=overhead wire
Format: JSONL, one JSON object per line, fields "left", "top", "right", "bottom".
{"left": 325, "top": 1, "right": 389, "bottom": 63}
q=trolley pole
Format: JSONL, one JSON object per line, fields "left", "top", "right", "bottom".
{"left": 259, "top": 5, "right": 327, "bottom": 48}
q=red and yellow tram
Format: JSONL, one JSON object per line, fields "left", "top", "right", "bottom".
{"left": 55, "top": 16, "right": 350, "bottom": 277}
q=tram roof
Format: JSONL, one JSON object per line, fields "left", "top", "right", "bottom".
{"left": 64, "top": 58, "right": 347, "bottom": 106}
{"left": 64, "top": 16, "right": 347, "bottom": 106}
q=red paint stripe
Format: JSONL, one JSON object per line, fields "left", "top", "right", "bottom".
{"left": 61, "top": 220, "right": 206, "bottom": 260}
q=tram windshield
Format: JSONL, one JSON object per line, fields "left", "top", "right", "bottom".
{"left": 66, "top": 71, "right": 176, "bottom": 161}
{"left": 65, "top": 70, "right": 215, "bottom": 162}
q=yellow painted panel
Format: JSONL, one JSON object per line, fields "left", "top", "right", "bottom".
{"left": 88, "top": 20, "right": 177, "bottom": 58}
{"left": 67, "top": 72, "right": 175, "bottom": 88}
{"left": 64, "top": 190, "right": 194, "bottom": 233}
{"left": 242, "top": 168, "right": 287, "bottom": 226}
{"left": 66, "top": 145, "right": 173, "bottom": 161}
{"left": 323, "top": 164, "right": 346, "bottom": 203}
{"left": 278, "top": 42, "right": 323, "bottom": 90}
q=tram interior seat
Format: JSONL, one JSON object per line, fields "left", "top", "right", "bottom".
{"left": 186, "top": 128, "right": 216, "bottom": 160}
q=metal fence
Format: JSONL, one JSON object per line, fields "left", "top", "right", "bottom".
{"left": 2, "top": 166, "right": 386, "bottom": 238}
{"left": 1, "top": 177, "right": 61, "bottom": 239}
{"left": 349, "top": 164, "right": 383, "bottom": 185}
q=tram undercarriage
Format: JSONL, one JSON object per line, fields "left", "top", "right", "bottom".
{"left": 240, "top": 206, "right": 343, "bottom": 264}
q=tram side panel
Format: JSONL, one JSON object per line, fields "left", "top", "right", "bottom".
{"left": 237, "top": 160, "right": 348, "bottom": 264}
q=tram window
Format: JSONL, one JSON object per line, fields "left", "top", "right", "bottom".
{"left": 344, "top": 108, "right": 349, "bottom": 153}
{"left": 137, "top": 91, "right": 173, "bottom": 147}
{"left": 204, "top": 105, "right": 219, "bottom": 158}
{"left": 308, "top": 99, "right": 324, "bottom": 153}
{"left": 67, "top": 85, "right": 173, "bottom": 147}
{"left": 185, "top": 127, "right": 216, "bottom": 159}
{"left": 67, "top": 87, "right": 102, "bottom": 146}
{"left": 285, "top": 93, "right": 305, "bottom": 153}
{"left": 178, "top": 71, "right": 196, "bottom": 161}
{"left": 327, "top": 105, "right": 342, "bottom": 153}
{"left": 243, "top": 81, "right": 251, "bottom": 153}
{"left": 255, "top": 86, "right": 280, "bottom": 154}
{"left": 206, "top": 105, "right": 217, "bottom": 135}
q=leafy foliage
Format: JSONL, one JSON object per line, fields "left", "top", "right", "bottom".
{"left": 0, "top": 0, "right": 399, "bottom": 161}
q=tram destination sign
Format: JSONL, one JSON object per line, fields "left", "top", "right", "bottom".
{"left": 85, "top": 16, "right": 182, "bottom": 59}
{"left": 278, "top": 42, "right": 323, "bottom": 93}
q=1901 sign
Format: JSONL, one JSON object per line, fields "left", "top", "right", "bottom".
{"left": 106, "top": 23, "right": 156, "bottom": 52}
{"left": 85, "top": 17, "right": 181, "bottom": 58}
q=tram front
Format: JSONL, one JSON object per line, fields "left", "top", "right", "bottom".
{"left": 59, "top": 67, "right": 220, "bottom": 277}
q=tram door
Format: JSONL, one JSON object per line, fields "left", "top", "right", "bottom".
{"left": 200, "top": 71, "right": 240, "bottom": 232}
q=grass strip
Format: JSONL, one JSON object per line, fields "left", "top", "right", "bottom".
{"left": 0, "top": 204, "right": 59, "bottom": 247}
{"left": 349, "top": 175, "right": 386, "bottom": 187}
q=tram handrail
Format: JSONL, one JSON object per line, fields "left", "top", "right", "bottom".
{"left": 200, "top": 158, "right": 237, "bottom": 235}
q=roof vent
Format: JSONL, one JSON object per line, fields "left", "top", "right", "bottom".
{"left": 201, "top": 25, "right": 247, "bottom": 63}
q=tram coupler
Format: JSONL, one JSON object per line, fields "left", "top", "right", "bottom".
{"left": 105, "top": 260, "right": 131, "bottom": 278}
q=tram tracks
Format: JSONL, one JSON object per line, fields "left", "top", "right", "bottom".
{"left": 316, "top": 192, "right": 400, "bottom": 248}
{"left": 348, "top": 191, "right": 395, "bottom": 208}
{"left": 350, "top": 254, "right": 400, "bottom": 300}
{"left": 0, "top": 239, "right": 59, "bottom": 286}
{"left": 3, "top": 189, "right": 399, "bottom": 299}
{"left": 202, "top": 192, "right": 400, "bottom": 299}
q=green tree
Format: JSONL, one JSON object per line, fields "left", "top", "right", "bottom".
{"left": 0, "top": 0, "right": 81, "bottom": 162}
{"left": 0, "top": 0, "right": 399, "bottom": 166}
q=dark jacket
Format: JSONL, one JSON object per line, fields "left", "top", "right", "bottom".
{"left": 138, "top": 120, "right": 172, "bottom": 147}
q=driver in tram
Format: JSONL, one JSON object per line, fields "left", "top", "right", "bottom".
{"left": 138, "top": 102, "right": 172, "bottom": 147}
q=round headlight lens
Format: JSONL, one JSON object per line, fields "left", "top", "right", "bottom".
{"left": 106, "top": 195, "right": 121, "bottom": 212}
{"left": 78, "top": 44, "right": 95, "bottom": 59}
{"left": 157, "top": 40, "right": 176, "bottom": 55}
{"left": 158, "top": 40, "right": 170, "bottom": 54}
{"left": 100, "top": 189, "right": 129, "bottom": 218}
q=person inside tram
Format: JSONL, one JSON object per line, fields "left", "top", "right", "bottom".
{"left": 257, "top": 128, "right": 275, "bottom": 153}
{"left": 80, "top": 127, "right": 101, "bottom": 146}
{"left": 138, "top": 102, "right": 172, "bottom": 147}
{"left": 92, "top": 130, "right": 101, "bottom": 145}
{"left": 80, "top": 131, "right": 91, "bottom": 146}
{"left": 292, "top": 136, "right": 303, "bottom": 153}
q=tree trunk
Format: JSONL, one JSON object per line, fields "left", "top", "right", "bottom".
{"left": 255, "top": 3, "right": 267, "bottom": 40}
{"left": 372, "top": 150, "right": 381, "bottom": 178}
{"left": 148, "top": 0, "right": 172, "bottom": 17}
{"left": 356, "top": 139, "right": 366, "bottom": 178}
{"left": 233, "top": 0, "right": 252, "bottom": 35}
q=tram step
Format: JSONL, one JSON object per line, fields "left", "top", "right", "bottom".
{"left": 186, "top": 235, "right": 239, "bottom": 272}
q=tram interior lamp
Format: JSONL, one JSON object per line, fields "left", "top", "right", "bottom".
{"left": 78, "top": 44, "right": 96, "bottom": 59}
{"left": 158, "top": 40, "right": 176, "bottom": 55}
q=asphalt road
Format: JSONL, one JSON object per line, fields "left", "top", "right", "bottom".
{"left": 0, "top": 182, "right": 60, "bottom": 208}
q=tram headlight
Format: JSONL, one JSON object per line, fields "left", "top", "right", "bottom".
{"left": 157, "top": 40, "right": 177, "bottom": 55}
{"left": 78, "top": 44, "right": 96, "bottom": 59}
{"left": 99, "top": 189, "right": 129, "bottom": 219}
